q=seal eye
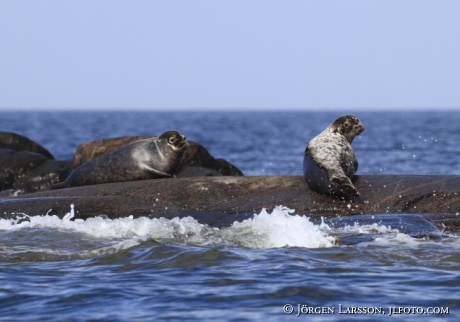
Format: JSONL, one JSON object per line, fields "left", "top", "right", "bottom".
{"left": 356, "top": 118, "right": 360, "bottom": 123}
{"left": 169, "top": 137, "right": 176, "bottom": 144}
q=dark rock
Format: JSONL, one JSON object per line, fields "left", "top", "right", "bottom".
{"left": 176, "top": 166, "right": 222, "bottom": 177}
{"left": 14, "top": 159, "right": 72, "bottom": 193}
{"left": 0, "top": 149, "right": 49, "bottom": 191}
{"left": 0, "top": 189, "right": 24, "bottom": 198}
{"left": 0, "top": 132, "right": 54, "bottom": 159}
{"left": 1, "top": 175, "right": 460, "bottom": 232}
{"left": 214, "top": 158, "right": 244, "bottom": 176}
{"left": 178, "top": 141, "right": 244, "bottom": 176}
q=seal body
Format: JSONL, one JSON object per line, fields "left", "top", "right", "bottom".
{"left": 303, "top": 115, "right": 364, "bottom": 198}
{"left": 48, "top": 131, "right": 188, "bottom": 189}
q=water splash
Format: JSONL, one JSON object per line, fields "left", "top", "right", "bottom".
{"left": 223, "top": 206, "right": 336, "bottom": 248}
{"left": 0, "top": 205, "right": 336, "bottom": 250}
{"left": 0, "top": 205, "right": 452, "bottom": 257}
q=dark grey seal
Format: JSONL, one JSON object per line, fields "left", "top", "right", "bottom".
{"left": 48, "top": 131, "right": 188, "bottom": 190}
{"left": 303, "top": 115, "right": 364, "bottom": 198}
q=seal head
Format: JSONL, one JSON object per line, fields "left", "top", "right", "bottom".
{"left": 303, "top": 115, "right": 364, "bottom": 199}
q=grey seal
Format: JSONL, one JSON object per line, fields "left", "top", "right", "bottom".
{"left": 303, "top": 115, "right": 364, "bottom": 198}
{"left": 48, "top": 131, "right": 188, "bottom": 189}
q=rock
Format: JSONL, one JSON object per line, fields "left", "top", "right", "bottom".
{"left": 14, "top": 159, "right": 72, "bottom": 192}
{"left": 176, "top": 166, "right": 222, "bottom": 177}
{"left": 0, "top": 189, "right": 24, "bottom": 198}
{"left": 0, "top": 132, "right": 54, "bottom": 159}
{"left": 177, "top": 141, "right": 244, "bottom": 176}
{"left": 0, "top": 148, "right": 71, "bottom": 193}
{"left": 70, "top": 135, "right": 243, "bottom": 176}
{"left": 0, "top": 149, "right": 49, "bottom": 191}
{"left": 215, "top": 158, "right": 244, "bottom": 176}
{"left": 0, "top": 133, "right": 62, "bottom": 192}
{"left": 0, "top": 132, "right": 244, "bottom": 193}
{"left": 1, "top": 175, "right": 460, "bottom": 231}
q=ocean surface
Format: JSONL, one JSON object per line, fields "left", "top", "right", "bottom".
{"left": 0, "top": 110, "right": 459, "bottom": 321}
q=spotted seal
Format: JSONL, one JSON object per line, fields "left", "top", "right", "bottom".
{"left": 48, "top": 131, "right": 188, "bottom": 189}
{"left": 303, "top": 115, "right": 364, "bottom": 198}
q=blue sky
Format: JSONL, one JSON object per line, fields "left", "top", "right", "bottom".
{"left": 1, "top": 0, "right": 459, "bottom": 110}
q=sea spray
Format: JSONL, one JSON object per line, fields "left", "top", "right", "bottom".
{"left": 1, "top": 205, "right": 444, "bottom": 251}
{"left": 0, "top": 205, "right": 337, "bottom": 249}
{"left": 223, "top": 206, "right": 336, "bottom": 248}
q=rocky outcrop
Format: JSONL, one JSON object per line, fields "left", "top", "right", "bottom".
{"left": 0, "top": 132, "right": 69, "bottom": 192}
{"left": 0, "top": 149, "right": 48, "bottom": 191}
{"left": 13, "top": 159, "right": 72, "bottom": 192}
{"left": 177, "top": 141, "right": 244, "bottom": 176}
{"left": 1, "top": 175, "right": 460, "bottom": 231}
{"left": 0, "top": 149, "right": 70, "bottom": 193}
{"left": 0, "top": 132, "right": 54, "bottom": 159}
{"left": 0, "top": 133, "right": 243, "bottom": 193}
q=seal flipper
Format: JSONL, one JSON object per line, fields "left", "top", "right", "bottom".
{"left": 142, "top": 165, "right": 175, "bottom": 178}
{"left": 304, "top": 148, "right": 360, "bottom": 199}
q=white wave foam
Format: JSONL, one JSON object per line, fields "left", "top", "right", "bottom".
{"left": 339, "top": 222, "right": 400, "bottom": 235}
{"left": 223, "top": 206, "right": 336, "bottom": 248}
{"left": 0, "top": 205, "right": 337, "bottom": 249}
{"left": 3, "top": 204, "right": 449, "bottom": 251}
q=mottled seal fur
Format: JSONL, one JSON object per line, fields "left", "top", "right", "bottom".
{"left": 48, "top": 131, "right": 188, "bottom": 189}
{"left": 303, "top": 115, "right": 364, "bottom": 198}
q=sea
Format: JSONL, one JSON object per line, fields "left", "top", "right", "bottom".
{"left": 0, "top": 110, "right": 459, "bottom": 321}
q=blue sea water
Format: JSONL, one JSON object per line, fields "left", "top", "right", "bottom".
{"left": 1, "top": 110, "right": 460, "bottom": 321}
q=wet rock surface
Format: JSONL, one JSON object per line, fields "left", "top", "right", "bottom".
{"left": 1, "top": 175, "right": 460, "bottom": 231}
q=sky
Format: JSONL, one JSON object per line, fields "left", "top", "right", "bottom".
{"left": 1, "top": 0, "right": 460, "bottom": 111}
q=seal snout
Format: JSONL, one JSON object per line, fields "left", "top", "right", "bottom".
{"left": 356, "top": 123, "right": 365, "bottom": 135}
{"left": 175, "top": 139, "right": 189, "bottom": 151}
{"left": 169, "top": 134, "right": 189, "bottom": 151}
